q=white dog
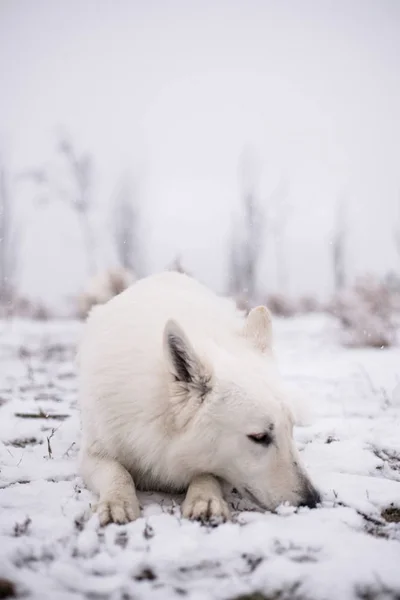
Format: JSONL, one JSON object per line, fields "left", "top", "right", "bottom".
{"left": 78, "top": 272, "right": 320, "bottom": 525}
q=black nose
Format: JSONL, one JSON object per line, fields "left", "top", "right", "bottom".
{"left": 299, "top": 486, "right": 321, "bottom": 509}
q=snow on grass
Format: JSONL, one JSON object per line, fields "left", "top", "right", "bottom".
{"left": 0, "top": 315, "right": 399, "bottom": 600}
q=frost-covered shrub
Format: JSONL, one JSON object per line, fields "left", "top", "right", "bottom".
{"left": 167, "top": 255, "right": 191, "bottom": 276}
{"left": 266, "top": 293, "right": 297, "bottom": 318}
{"left": 297, "top": 295, "right": 321, "bottom": 314}
{"left": 383, "top": 271, "right": 400, "bottom": 313}
{"left": 233, "top": 292, "right": 321, "bottom": 318}
{"left": 329, "top": 275, "right": 397, "bottom": 348}
{"left": 0, "top": 295, "right": 50, "bottom": 320}
{"left": 78, "top": 267, "right": 135, "bottom": 318}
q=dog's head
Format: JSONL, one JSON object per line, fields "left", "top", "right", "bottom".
{"left": 163, "top": 306, "right": 321, "bottom": 511}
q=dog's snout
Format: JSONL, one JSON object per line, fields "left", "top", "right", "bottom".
{"left": 299, "top": 485, "right": 321, "bottom": 509}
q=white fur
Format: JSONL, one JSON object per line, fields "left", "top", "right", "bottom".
{"left": 78, "top": 272, "right": 319, "bottom": 525}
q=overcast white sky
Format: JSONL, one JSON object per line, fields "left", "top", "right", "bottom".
{"left": 1, "top": 0, "right": 400, "bottom": 306}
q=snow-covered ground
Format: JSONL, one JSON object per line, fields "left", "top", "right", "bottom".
{"left": 0, "top": 316, "right": 399, "bottom": 600}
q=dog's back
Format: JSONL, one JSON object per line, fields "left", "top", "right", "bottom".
{"left": 78, "top": 272, "right": 244, "bottom": 457}
{"left": 81, "top": 271, "right": 243, "bottom": 368}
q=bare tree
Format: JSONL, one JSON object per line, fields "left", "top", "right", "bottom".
{"left": 269, "top": 176, "right": 290, "bottom": 293}
{"left": 395, "top": 194, "right": 400, "bottom": 261}
{"left": 58, "top": 137, "right": 96, "bottom": 275}
{"left": 228, "top": 152, "right": 264, "bottom": 304}
{"left": 168, "top": 254, "right": 189, "bottom": 275}
{"left": 228, "top": 151, "right": 291, "bottom": 303}
{"left": 22, "top": 136, "right": 96, "bottom": 276}
{"left": 240, "top": 185, "right": 265, "bottom": 301}
{"left": 227, "top": 228, "right": 243, "bottom": 298}
{"left": 332, "top": 195, "right": 347, "bottom": 293}
{"left": 0, "top": 161, "right": 18, "bottom": 306}
{"left": 330, "top": 275, "right": 396, "bottom": 348}
{"left": 113, "top": 177, "right": 144, "bottom": 276}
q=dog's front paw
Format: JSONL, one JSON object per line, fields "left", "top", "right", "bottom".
{"left": 181, "top": 494, "right": 230, "bottom": 522}
{"left": 95, "top": 496, "right": 141, "bottom": 526}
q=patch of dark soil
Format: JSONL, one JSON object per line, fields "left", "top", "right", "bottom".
{"left": 382, "top": 506, "right": 400, "bottom": 523}
{"left": 241, "top": 554, "right": 264, "bottom": 574}
{"left": 34, "top": 392, "right": 63, "bottom": 403}
{"left": 372, "top": 447, "right": 400, "bottom": 476}
{"left": 42, "top": 344, "right": 75, "bottom": 362}
{"left": 273, "top": 540, "right": 320, "bottom": 563}
{"left": 345, "top": 506, "right": 391, "bottom": 539}
{"left": 134, "top": 568, "right": 156, "bottom": 582}
{"left": 57, "top": 371, "right": 75, "bottom": 380}
{"left": 325, "top": 436, "right": 339, "bottom": 444}
{"left": 143, "top": 522, "right": 154, "bottom": 540}
{"left": 365, "top": 524, "right": 390, "bottom": 539}
{"left": 0, "top": 578, "right": 16, "bottom": 599}
{"left": 356, "top": 581, "right": 400, "bottom": 600}
{"left": 18, "top": 347, "right": 32, "bottom": 360}
{"left": 13, "top": 516, "right": 31, "bottom": 537}
{"left": 177, "top": 560, "right": 227, "bottom": 581}
{"left": 231, "top": 595, "right": 270, "bottom": 600}
{"left": 74, "top": 514, "right": 86, "bottom": 532}
{"left": 231, "top": 584, "right": 305, "bottom": 600}
{"left": 13, "top": 547, "right": 54, "bottom": 569}
{"left": 0, "top": 480, "right": 30, "bottom": 489}
{"left": 7, "top": 437, "right": 42, "bottom": 448}
{"left": 359, "top": 505, "right": 400, "bottom": 538}
{"left": 115, "top": 530, "right": 128, "bottom": 549}
{"left": 179, "top": 560, "right": 221, "bottom": 574}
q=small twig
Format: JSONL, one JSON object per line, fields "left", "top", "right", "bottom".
{"left": 336, "top": 500, "right": 384, "bottom": 527}
{"left": 3, "top": 443, "right": 14, "bottom": 458}
{"left": 46, "top": 422, "right": 63, "bottom": 459}
{"left": 358, "top": 365, "right": 378, "bottom": 396}
{"left": 47, "top": 429, "right": 55, "bottom": 459}
{"left": 62, "top": 442, "right": 76, "bottom": 458}
{"left": 17, "top": 449, "right": 25, "bottom": 467}
{"left": 18, "top": 346, "right": 35, "bottom": 383}
{"left": 15, "top": 410, "right": 69, "bottom": 420}
{"left": 358, "top": 365, "right": 391, "bottom": 409}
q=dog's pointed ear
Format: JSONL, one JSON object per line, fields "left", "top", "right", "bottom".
{"left": 163, "top": 319, "right": 212, "bottom": 394}
{"left": 243, "top": 306, "right": 272, "bottom": 352}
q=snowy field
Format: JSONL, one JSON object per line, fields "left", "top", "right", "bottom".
{"left": 0, "top": 316, "right": 399, "bottom": 600}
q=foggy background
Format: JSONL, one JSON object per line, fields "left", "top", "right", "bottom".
{"left": 1, "top": 0, "right": 400, "bottom": 314}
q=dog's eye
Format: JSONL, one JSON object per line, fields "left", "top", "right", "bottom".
{"left": 248, "top": 432, "right": 273, "bottom": 447}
